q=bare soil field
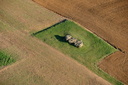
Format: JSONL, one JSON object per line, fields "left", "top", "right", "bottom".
{"left": 0, "top": 0, "right": 64, "bottom": 33}
{"left": 0, "top": 30, "right": 111, "bottom": 85}
{"left": 0, "top": 0, "right": 112, "bottom": 85}
{"left": 33, "top": 0, "right": 128, "bottom": 84}
{"left": 98, "top": 51, "right": 128, "bottom": 84}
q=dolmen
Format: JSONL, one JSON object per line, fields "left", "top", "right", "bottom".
{"left": 65, "top": 34, "right": 83, "bottom": 48}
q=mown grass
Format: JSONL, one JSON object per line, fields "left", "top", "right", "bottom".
{"left": 34, "top": 20, "right": 123, "bottom": 85}
{"left": 0, "top": 51, "right": 15, "bottom": 67}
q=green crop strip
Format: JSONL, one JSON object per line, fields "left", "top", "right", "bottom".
{"left": 0, "top": 51, "right": 15, "bottom": 66}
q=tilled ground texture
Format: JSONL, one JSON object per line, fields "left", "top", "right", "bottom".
{"left": 98, "top": 51, "right": 128, "bottom": 84}
{"left": 33, "top": 0, "right": 128, "bottom": 84}
{"left": 0, "top": 0, "right": 112, "bottom": 85}
{"left": 0, "top": 30, "right": 111, "bottom": 85}
{"left": 0, "top": 0, "right": 64, "bottom": 33}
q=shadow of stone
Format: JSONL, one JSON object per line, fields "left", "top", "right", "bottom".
{"left": 54, "top": 35, "right": 66, "bottom": 42}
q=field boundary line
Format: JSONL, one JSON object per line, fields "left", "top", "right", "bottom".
{"left": 0, "top": 58, "right": 28, "bottom": 73}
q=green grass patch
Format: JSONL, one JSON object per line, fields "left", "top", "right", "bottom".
{"left": 34, "top": 20, "right": 123, "bottom": 85}
{"left": 0, "top": 51, "right": 15, "bottom": 67}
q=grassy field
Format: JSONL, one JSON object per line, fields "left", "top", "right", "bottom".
{"left": 0, "top": 0, "right": 115, "bottom": 84}
{"left": 0, "top": 51, "right": 15, "bottom": 67}
{"left": 34, "top": 20, "right": 123, "bottom": 85}
{"left": 33, "top": 0, "right": 128, "bottom": 84}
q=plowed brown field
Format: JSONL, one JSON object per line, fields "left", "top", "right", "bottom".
{"left": 0, "top": 0, "right": 112, "bottom": 85}
{"left": 98, "top": 51, "right": 128, "bottom": 84}
{"left": 0, "top": 0, "right": 64, "bottom": 33}
{"left": 0, "top": 30, "right": 111, "bottom": 85}
{"left": 33, "top": 0, "right": 128, "bottom": 84}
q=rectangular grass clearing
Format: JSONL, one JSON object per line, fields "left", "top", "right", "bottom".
{"left": 0, "top": 51, "right": 15, "bottom": 67}
{"left": 34, "top": 20, "right": 122, "bottom": 85}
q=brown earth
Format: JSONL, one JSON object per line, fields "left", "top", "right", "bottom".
{"left": 32, "top": 0, "right": 128, "bottom": 84}
{"left": 0, "top": 0, "right": 64, "bottom": 33}
{"left": 0, "top": 30, "right": 111, "bottom": 85}
{"left": 98, "top": 51, "right": 128, "bottom": 84}
{"left": 0, "top": 0, "right": 112, "bottom": 85}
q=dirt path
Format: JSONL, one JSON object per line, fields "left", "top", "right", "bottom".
{"left": 33, "top": 0, "right": 128, "bottom": 84}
